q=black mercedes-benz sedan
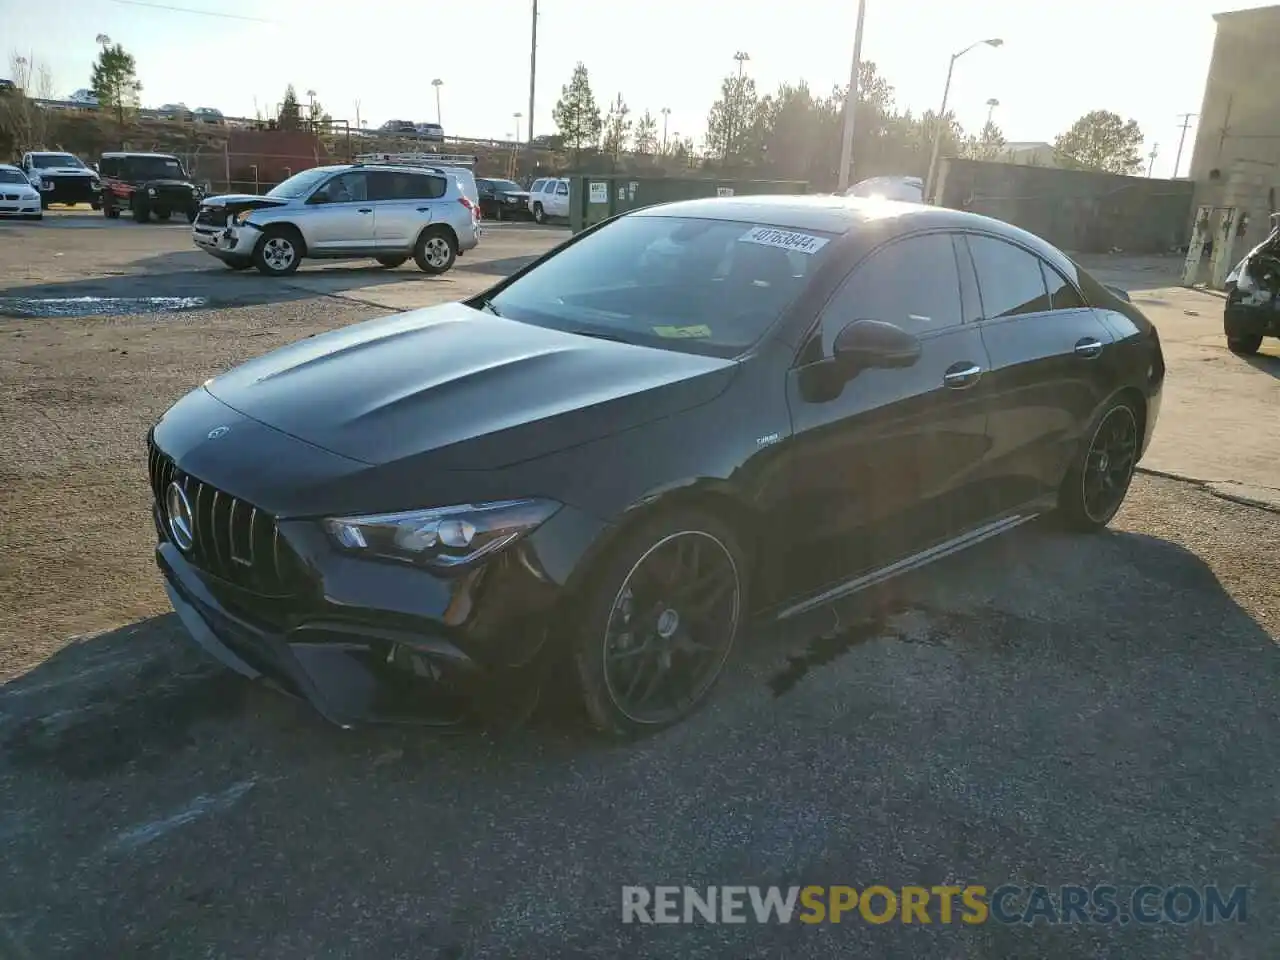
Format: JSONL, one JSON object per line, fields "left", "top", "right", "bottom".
{"left": 147, "top": 195, "right": 1164, "bottom": 736}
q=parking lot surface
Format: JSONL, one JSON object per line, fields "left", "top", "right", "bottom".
{"left": 0, "top": 213, "right": 1277, "bottom": 958}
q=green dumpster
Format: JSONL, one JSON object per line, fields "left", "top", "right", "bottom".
{"left": 566, "top": 175, "right": 809, "bottom": 233}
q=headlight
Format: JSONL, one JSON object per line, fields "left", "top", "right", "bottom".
{"left": 233, "top": 209, "right": 255, "bottom": 225}
{"left": 324, "top": 498, "right": 561, "bottom": 570}
{"left": 148, "top": 186, "right": 157, "bottom": 196}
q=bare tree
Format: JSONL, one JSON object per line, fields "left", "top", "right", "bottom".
{"left": 35, "top": 61, "right": 54, "bottom": 100}
{"left": 9, "top": 52, "right": 31, "bottom": 91}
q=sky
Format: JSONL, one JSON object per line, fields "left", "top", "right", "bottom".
{"left": 1, "top": 0, "right": 1271, "bottom": 178}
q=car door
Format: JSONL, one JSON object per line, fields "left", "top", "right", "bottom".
{"left": 551, "top": 179, "right": 570, "bottom": 217}
{"left": 779, "top": 231, "right": 994, "bottom": 599}
{"left": 370, "top": 171, "right": 443, "bottom": 250}
{"left": 301, "top": 171, "right": 375, "bottom": 252}
{"left": 958, "top": 232, "right": 1118, "bottom": 511}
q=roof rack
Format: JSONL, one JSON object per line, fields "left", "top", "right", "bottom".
{"left": 352, "top": 152, "right": 477, "bottom": 168}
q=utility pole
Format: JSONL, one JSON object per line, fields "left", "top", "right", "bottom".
{"left": 1147, "top": 142, "right": 1159, "bottom": 178}
{"left": 661, "top": 106, "right": 671, "bottom": 152}
{"left": 1173, "top": 112, "right": 1197, "bottom": 179}
{"left": 836, "top": 0, "right": 868, "bottom": 193}
{"left": 527, "top": 0, "right": 538, "bottom": 146}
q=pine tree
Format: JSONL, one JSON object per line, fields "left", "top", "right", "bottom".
{"left": 633, "top": 109, "right": 658, "bottom": 155}
{"left": 90, "top": 35, "right": 141, "bottom": 124}
{"left": 601, "top": 93, "right": 632, "bottom": 160}
{"left": 278, "top": 84, "right": 302, "bottom": 131}
{"left": 552, "top": 63, "right": 602, "bottom": 159}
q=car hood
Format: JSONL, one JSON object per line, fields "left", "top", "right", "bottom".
{"left": 34, "top": 167, "right": 92, "bottom": 177}
{"left": 202, "top": 193, "right": 291, "bottom": 209}
{"left": 204, "top": 303, "right": 738, "bottom": 470}
{"left": 501, "top": 191, "right": 531, "bottom": 199}
{"left": 144, "top": 178, "right": 197, "bottom": 189}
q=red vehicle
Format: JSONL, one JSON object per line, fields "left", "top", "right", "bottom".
{"left": 98, "top": 151, "right": 204, "bottom": 223}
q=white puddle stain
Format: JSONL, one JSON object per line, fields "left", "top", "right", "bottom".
{"left": 105, "top": 778, "right": 257, "bottom": 853}
{"left": 0, "top": 296, "right": 209, "bottom": 318}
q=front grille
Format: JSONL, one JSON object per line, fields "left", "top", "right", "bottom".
{"left": 1, "top": 193, "right": 16, "bottom": 201}
{"left": 195, "top": 207, "right": 225, "bottom": 227}
{"left": 148, "top": 437, "right": 303, "bottom": 596}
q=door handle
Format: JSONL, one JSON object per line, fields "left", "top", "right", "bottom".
{"left": 1074, "top": 337, "right": 1104, "bottom": 359}
{"left": 416, "top": 206, "right": 430, "bottom": 212}
{"left": 943, "top": 362, "right": 983, "bottom": 389}
{"left": 357, "top": 207, "right": 372, "bottom": 214}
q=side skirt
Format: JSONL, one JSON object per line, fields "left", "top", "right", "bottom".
{"left": 772, "top": 512, "right": 1042, "bottom": 623}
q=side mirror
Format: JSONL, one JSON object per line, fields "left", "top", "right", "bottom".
{"left": 832, "top": 319, "right": 922, "bottom": 370}
{"left": 1103, "top": 284, "right": 1131, "bottom": 303}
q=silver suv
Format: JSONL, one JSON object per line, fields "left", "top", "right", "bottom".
{"left": 191, "top": 163, "right": 481, "bottom": 276}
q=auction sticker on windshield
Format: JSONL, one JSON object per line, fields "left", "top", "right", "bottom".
{"left": 739, "top": 226, "right": 829, "bottom": 255}
{"left": 653, "top": 324, "right": 713, "bottom": 339}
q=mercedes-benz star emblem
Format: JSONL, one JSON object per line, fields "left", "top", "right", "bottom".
{"left": 207, "top": 425, "right": 230, "bottom": 440}
{"left": 165, "top": 481, "right": 195, "bottom": 552}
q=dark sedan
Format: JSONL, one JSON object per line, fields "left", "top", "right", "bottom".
{"left": 477, "top": 177, "right": 532, "bottom": 221}
{"left": 147, "top": 196, "right": 1164, "bottom": 737}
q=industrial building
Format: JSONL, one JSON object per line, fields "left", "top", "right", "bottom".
{"left": 1187, "top": 4, "right": 1280, "bottom": 262}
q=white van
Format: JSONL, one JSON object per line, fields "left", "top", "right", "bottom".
{"left": 845, "top": 175, "right": 924, "bottom": 203}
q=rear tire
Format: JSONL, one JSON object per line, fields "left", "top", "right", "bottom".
{"left": 1057, "top": 398, "right": 1140, "bottom": 532}
{"left": 413, "top": 227, "right": 457, "bottom": 274}
{"left": 571, "top": 509, "right": 747, "bottom": 738}
{"left": 375, "top": 254, "right": 408, "bottom": 268}
{"left": 253, "top": 226, "right": 302, "bottom": 276}
{"left": 1227, "top": 333, "right": 1263, "bottom": 356}
{"left": 104, "top": 204, "right": 120, "bottom": 219}
{"left": 90, "top": 199, "right": 101, "bottom": 210}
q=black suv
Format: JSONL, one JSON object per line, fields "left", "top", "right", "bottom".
{"left": 99, "top": 151, "right": 203, "bottom": 223}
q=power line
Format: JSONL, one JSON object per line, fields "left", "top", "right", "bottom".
{"left": 108, "top": 0, "right": 274, "bottom": 23}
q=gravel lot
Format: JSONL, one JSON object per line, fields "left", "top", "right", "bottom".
{"left": 0, "top": 213, "right": 1277, "bottom": 958}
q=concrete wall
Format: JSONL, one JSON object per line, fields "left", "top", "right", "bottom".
{"left": 1187, "top": 6, "right": 1280, "bottom": 257}
{"left": 935, "top": 158, "right": 1195, "bottom": 254}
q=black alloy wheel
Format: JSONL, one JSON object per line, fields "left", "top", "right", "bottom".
{"left": 1060, "top": 400, "right": 1139, "bottom": 530}
{"left": 574, "top": 512, "right": 745, "bottom": 736}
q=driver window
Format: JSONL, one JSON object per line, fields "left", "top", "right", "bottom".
{"left": 818, "top": 233, "right": 963, "bottom": 354}
{"left": 312, "top": 172, "right": 367, "bottom": 204}
{"left": 555, "top": 181, "right": 569, "bottom": 196}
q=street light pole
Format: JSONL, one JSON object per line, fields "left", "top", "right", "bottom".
{"left": 924, "top": 38, "right": 1003, "bottom": 203}
{"left": 661, "top": 106, "right": 671, "bottom": 152}
{"left": 514, "top": 111, "right": 522, "bottom": 143}
{"left": 527, "top": 0, "right": 538, "bottom": 145}
{"left": 431, "top": 79, "right": 443, "bottom": 126}
{"left": 730, "top": 51, "right": 750, "bottom": 161}
{"left": 985, "top": 97, "right": 999, "bottom": 128}
{"left": 1173, "top": 113, "right": 1197, "bottom": 179}
{"left": 836, "top": 0, "right": 868, "bottom": 193}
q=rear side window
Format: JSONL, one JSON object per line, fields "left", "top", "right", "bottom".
{"left": 1042, "top": 263, "right": 1087, "bottom": 310}
{"left": 820, "top": 233, "right": 963, "bottom": 350}
{"left": 555, "top": 181, "right": 569, "bottom": 196}
{"left": 371, "top": 171, "right": 446, "bottom": 200}
{"left": 99, "top": 158, "right": 117, "bottom": 177}
{"left": 966, "top": 235, "right": 1050, "bottom": 318}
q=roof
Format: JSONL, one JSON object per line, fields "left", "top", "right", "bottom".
{"left": 1213, "top": 3, "right": 1280, "bottom": 23}
{"left": 101, "top": 151, "right": 180, "bottom": 159}
{"left": 635, "top": 194, "right": 1018, "bottom": 236}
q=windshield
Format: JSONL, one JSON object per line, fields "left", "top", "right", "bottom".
{"left": 122, "top": 156, "right": 186, "bottom": 179}
{"left": 487, "top": 180, "right": 524, "bottom": 193}
{"left": 268, "top": 167, "right": 338, "bottom": 199}
{"left": 487, "top": 214, "right": 835, "bottom": 357}
{"left": 0, "top": 169, "right": 30, "bottom": 184}
{"left": 33, "top": 154, "right": 83, "bottom": 169}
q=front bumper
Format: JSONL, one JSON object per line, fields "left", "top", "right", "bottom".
{"left": 193, "top": 221, "right": 261, "bottom": 261}
{"left": 38, "top": 175, "right": 97, "bottom": 204}
{"left": 0, "top": 195, "right": 40, "bottom": 216}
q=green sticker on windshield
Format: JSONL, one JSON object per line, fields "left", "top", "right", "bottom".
{"left": 653, "top": 324, "right": 712, "bottom": 339}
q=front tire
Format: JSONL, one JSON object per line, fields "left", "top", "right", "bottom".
{"left": 132, "top": 199, "right": 150, "bottom": 223}
{"left": 413, "top": 228, "right": 457, "bottom": 274}
{"left": 185, "top": 207, "right": 198, "bottom": 224}
{"left": 1057, "top": 399, "right": 1140, "bottom": 531}
{"left": 253, "top": 226, "right": 302, "bottom": 276}
{"left": 532, "top": 202, "right": 545, "bottom": 224}
{"left": 1227, "top": 333, "right": 1263, "bottom": 355}
{"left": 571, "top": 509, "right": 747, "bottom": 738}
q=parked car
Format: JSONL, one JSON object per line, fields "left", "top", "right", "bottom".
{"left": 416, "top": 122, "right": 445, "bottom": 142}
{"left": 1223, "top": 213, "right": 1280, "bottom": 355}
{"left": 147, "top": 195, "right": 1164, "bottom": 737}
{"left": 0, "top": 78, "right": 18, "bottom": 95}
{"left": 190, "top": 163, "right": 480, "bottom": 276}
{"left": 98, "top": 152, "right": 203, "bottom": 222}
{"left": 67, "top": 88, "right": 98, "bottom": 105}
{"left": 845, "top": 175, "right": 925, "bottom": 203}
{"left": 157, "top": 102, "right": 193, "bottom": 121}
{"left": 527, "top": 176, "right": 570, "bottom": 223}
{"left": 380, "top": 120, "right": 417, "bottom": 135}
{"left": 477, "top": 177, "right": 533, "bottom": 221}
{"left": 0, "top": 163, "right": 43, "bottom": 219}
{"left": 194, "top": 107, "right": 226, "bottom": 125}
{"left": 19, "top": 151, "right": 100, "bottom": 208}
